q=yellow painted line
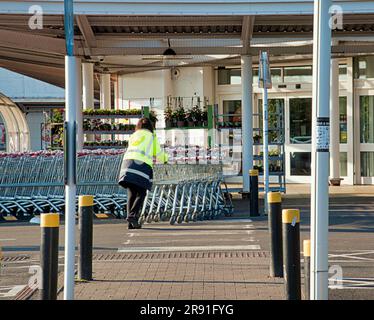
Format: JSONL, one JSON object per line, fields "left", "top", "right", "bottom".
{"left": 3, "top": 216, "right": 17, "bottom": 221}
{"left": 95, "top": 213, "right": 109, "bottom": 219}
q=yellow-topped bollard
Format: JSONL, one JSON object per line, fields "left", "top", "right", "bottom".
{"left": 267, "top": 192, "right": 283, "bottom": 278}
{"left": 78, "top": 195, "right": 94, "bottom": 281}
{"left": 40, "top": 213, "right": 59, "bottom": 300}
{"left": 303, "top": 239, "right": 311, "bottom": 300}
{"left": 249, "top": 169, "right": 259, "bottom": 217}
{"left": 282, "top": 209, "right": 301, "bottom": 300}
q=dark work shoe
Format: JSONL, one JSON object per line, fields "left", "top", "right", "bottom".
{"left": 128, "top": 222, "right": 134, "bottom": 230}
{"left": 131, "top": 221, "right": 142, "bottom": 229}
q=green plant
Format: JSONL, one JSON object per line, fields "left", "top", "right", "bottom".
{"left": 253, "top": 134, "right": 262, "bottom": 143}
{"left": 164, "top": 106, "right": 173, "bottom": 122}
{"left": 189, "top": 105, "right": 203, "bottom": 122}
{"left": 175, "top": 106, "right": 186, "bottom": 121}
{"left": 50, "top": 109, "right": 64, "bottom": 124}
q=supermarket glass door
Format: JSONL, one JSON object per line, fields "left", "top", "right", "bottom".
{"left": 357, "top": 93, "right": 374, "bottom": 184}
{"left": 286, "top": 96, "right": 313, "bottom": 183}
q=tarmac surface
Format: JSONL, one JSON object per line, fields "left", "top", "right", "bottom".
{"left": 0, "top": 195, "right": 373, "bottom": 300}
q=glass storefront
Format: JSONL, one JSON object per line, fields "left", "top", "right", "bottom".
{"left": 340, "top": 152, "right": 348, "bottom": 177}
{"left": 284, "top": 66, "right": 313, "bottom": 82}
{"left": 360, "top": 96, "right": 374, "bottom": 143}
{"left": 222, "top": 100, "right": 241, "bottom": 122}
{"left": 354, "top": 56, "right": 374, "bottom": 79}
{"left": 361, "top": 152, "right": 374, "bottom": 177}
{"left": 258, "top": 99, "right": 285, "bottom": 143}
{"left": 340, "top": 97, "right": 348, "bottom": 143}
{"left": 218, "top": 69, "right": 241, "bottom": 85}
{"left": 289, "top": 98, "right": 312, "bottom": 144}
{"left": 290, "top": 152, "right": 311, "bottom": 176}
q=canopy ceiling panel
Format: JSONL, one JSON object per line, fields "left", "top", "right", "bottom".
{"left": 0, "top": 1, "right": 373, "bottom": 83}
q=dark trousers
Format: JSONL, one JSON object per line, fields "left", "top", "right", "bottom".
{"left": 126, "top": 184, "right": 147, "bottom": 222}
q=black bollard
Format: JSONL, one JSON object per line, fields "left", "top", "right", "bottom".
{"left": 303, "top": 239, "right": 311, "bottom": 300}
{"left": 78, "top": 195, "right": 94, "bottom": 281}
{"left": 268, "top": 192, "right": 283, "bottom": 278}
{"left": 40, "top": 213, "right": 59, "bottom": 300}
{"left": 282, "top": 209, "right": 301, "bottom": 300}
{"left": 249, "top": 169, "right": 259, "bottom": 217}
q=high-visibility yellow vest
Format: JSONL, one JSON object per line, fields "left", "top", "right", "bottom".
{"left": 123, "top": 129, "right": 168, "bottom": 167}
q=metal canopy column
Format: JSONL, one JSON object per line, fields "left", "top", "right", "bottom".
{"left": 241, "top": 55, "right": 253, "bottom": 193}
{"left": 63, "top": 0, "right": 77, "bottom": 300}
{"left": 310, "top": 0, "right": 332, "bottom": 300}
{"left": 329, "top": 58, "right": 340, "bottom": 183}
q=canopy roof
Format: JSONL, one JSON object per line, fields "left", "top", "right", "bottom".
{"left": 0, "top": 1, "right": 373, "bottom": 87}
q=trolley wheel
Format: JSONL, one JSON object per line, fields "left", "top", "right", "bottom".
{"left": 146, "top": 215, "right": 153, "bottom": 223}
{"left": 169, "top": 216, "right": 176, "bottom": 225}
{"left": 154, "top": 215, "right": 160, "bottom": 222}
{"left": 139, "top": 216, "right": 145, "bottom": 224}
{"left": 176, "top": 215, "right": 183, "bottom": 224}
{"left": 192, "top": 214, "right": 197, "bottom": 222}
{"left": 184, "top": 214, "right": 189, "bottom": 223}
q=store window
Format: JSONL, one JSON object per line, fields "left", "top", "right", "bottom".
{"left": 354, "top": 56, "right": 374, "bottom": 79}
{"left": 340, "top": 152, "right": 348, "bottom": 177}
{"left": 253, "top": 68, "right": 282, "bottom": 84}
{"left": 360, "top": 96, "right": 374, "bottom": 143}
{"left": 339, "top": 64, "right": 348, "bottom": 81}
{"left": 258, "top": 99, "right": 285, "bottom": 143}
{"left": 0, "top": 113, "right": 5, "bottom": 152}
{"left": 361, "top": 152, "right": 374, "bottom": 177}
{"left": 218, "top": 69, "right": 241, "bottom": 85}
{"left": 340, "top": 97, "right": 347, "bottom": 143}
{"left": 222, "top": 100, "right": 241, "bottom": 123}
{"left": 290, "top": 152, "right": 311, "bottom": 176}
{"left": 289, "top": 98, "right": 312, "bottom": 144}
{"left": 284, "top": 66, "right": 313, "bottom": 82}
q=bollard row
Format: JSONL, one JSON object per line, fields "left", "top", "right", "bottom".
{"left": 266, "top": 194, "right": 311, "bottom": 300}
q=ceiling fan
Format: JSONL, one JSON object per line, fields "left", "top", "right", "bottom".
{"left": 141, "top": 39, "right": 193, "bottom": 65}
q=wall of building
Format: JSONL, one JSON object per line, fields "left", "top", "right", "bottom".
{"left": 0, "top": 68, "right": 64, "bottom": 100}
{"left": 119, "top": 67, "right": 211, "bottom": 101}
{"left": 25, "top": 112, "right": 44, "bottom": 151}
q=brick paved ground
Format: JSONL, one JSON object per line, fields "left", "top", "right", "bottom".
{"left": 64, "top": 251, "right": 284, "bottom": 300}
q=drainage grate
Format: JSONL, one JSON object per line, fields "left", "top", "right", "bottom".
{"left": 93, "top": 251, "right": 268, "bottom": 261}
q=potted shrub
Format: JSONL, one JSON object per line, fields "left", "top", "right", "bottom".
{"left": 164, "top": 106, "right": 173, "bottom": 128}
{"left": 201, "top": 109, "right": 208, "bottom": 127}
{"left": 186, "top": 110, "right": 195, "bottom": 127}
{"left": 253, "top": 134, "right": 262, "bottom": 143}
{"left": 190, "top": 105, "right": 202, "bottom": 127}
{"left": 175, "top": 106, "right": 186, "bottom": 127}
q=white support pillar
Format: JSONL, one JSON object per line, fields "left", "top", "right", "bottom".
{"left": 114, "top": 75, "right": 119, "bottom": 110}
{"left": 241, "top": 55, "right": 253, "bottom": 193}
{"left": 82, "top": 62, "right": 94, "bottom": 110}
{"left": 310, "top": 0, "right": 332, "bottom": 300}
{"left": 76, "top": 59, "right": 83, "bottom": 152}
{"left": 100, "top": 73, "right": 111, "bottom": 110}
{"left": 64, "top": 55, "right": 79, "bottom": 300}
{"left": 82, "top": 62, "right": 94, "bottom": 143}
{"left": 329, "top": 59, "right": 340, "bottom": 182}
{"left": 100, "top": 73, "right": 111, "bottom": 140}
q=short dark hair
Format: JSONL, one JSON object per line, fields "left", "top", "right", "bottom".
{"left": 135, "top": 117, "right": 154, "bottom": 133}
